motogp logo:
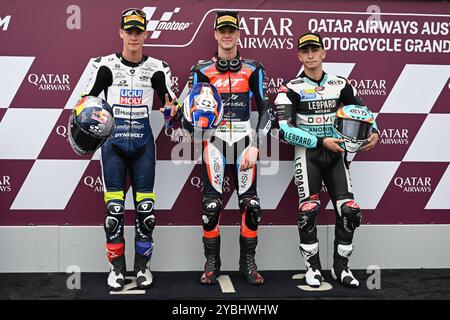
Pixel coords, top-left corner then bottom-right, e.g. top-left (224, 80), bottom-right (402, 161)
top-left (143, 7), bottom-right (192, 40)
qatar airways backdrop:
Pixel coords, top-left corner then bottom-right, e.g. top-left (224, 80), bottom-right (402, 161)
top-left (0, 0), bottom-right (449, 227)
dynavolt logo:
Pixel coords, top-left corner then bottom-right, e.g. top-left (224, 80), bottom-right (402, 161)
top-left (0, 176), bottom-right (11, 192)
top-left (142, 7), bottom-right (192, 39)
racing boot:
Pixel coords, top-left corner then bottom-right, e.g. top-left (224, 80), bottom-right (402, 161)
top-left (239, 236), bottom-right (264, 285)
top-left (331, 243), bottom-right (359, 288)
top-left (300, 242), bottom-right (323, 288)
top-left (134, 240), bottom-right (154, 289)
top-left (200, 236), bottom-right (221, 285)
top-left (107, 254), bottom-right (126, 291)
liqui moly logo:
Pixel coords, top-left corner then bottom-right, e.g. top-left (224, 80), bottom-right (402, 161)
top-left (120, 89), bottom-right (143, 105)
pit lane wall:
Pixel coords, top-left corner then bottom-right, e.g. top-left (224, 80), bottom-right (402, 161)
top-left (0, 0), bottom-right (449, 271)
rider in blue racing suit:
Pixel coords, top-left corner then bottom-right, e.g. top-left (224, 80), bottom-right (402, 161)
top-left (83, 8), bottom-right (178, 291)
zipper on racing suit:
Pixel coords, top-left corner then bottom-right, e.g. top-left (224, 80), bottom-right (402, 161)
top-left (129, 68), bottom-right (134, 153)
top-left (315, 77), bottom-right (329, 162)
top-left (228, 71), bottom-right (232, 142)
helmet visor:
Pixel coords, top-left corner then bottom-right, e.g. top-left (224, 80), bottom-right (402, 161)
top-left (336, 118), bottom-right (372, 141)
top-left (69, 116), bottom-right (108, 154)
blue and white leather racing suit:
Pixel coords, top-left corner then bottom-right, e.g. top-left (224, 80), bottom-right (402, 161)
top-left (84, 53), bottom-right (176, 270)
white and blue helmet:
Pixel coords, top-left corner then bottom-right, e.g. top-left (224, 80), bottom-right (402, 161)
top-left (183, 82), bottom-right (224, 131)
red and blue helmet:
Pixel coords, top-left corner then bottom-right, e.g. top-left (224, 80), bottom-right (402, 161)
top-left (183, 82), bottom-right (223, 130)
top-left (68, 96), bottom-right (114, 155)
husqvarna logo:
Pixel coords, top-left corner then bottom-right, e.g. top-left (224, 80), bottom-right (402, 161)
top-left (142, 7), bottom-right (192, 39)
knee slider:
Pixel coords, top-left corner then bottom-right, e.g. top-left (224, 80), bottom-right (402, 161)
top-left (136, 199), bottom-right (154, 216)
top-left (136, 199), bottom-right (156, 235)
top-left (339, 200), bottom-right (361, 232)
top-left (105, 201), bottom-right (125, 235)
top-left (240, 197), bottom-right (262, 230)
top-left (298, 201), bottom-right (320, 233)
top-left (107, 201), bottom-right (125, 216)
top-left (202, 197), bottom-right (222, 231)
